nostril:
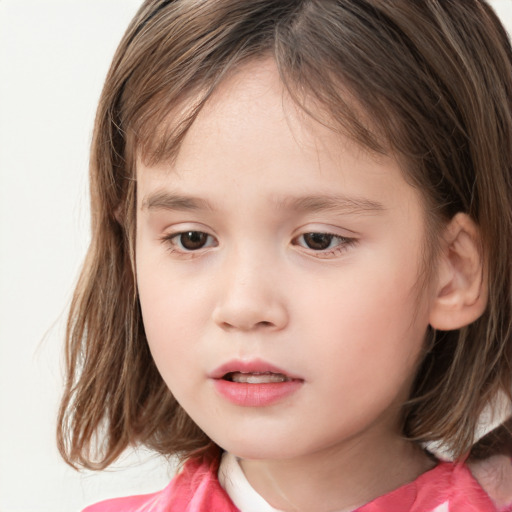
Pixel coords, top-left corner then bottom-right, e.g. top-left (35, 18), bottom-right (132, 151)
top-left (218, 320), bottom-right (274, 331)
top-left (219, 321), bottom-right (236, 331)
top-left (212, 300), bottom-right (288, 332)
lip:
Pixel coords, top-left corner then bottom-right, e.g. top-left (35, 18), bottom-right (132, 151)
top-left (208, 359), bottom-right (302, 380)
top-left (209, 359), bottom-right (304, 407)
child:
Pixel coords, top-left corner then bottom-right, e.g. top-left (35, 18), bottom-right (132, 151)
top-left (58, 0), bottom-right (512, 510)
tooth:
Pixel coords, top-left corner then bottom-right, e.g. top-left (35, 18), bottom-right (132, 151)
top-left (230, 372), bottom-right (289, 383)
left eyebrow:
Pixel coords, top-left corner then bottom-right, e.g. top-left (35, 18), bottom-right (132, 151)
top-left (141, 191), bottom-right (214, 212)
top-left (274, 194), bottom-right (386, 215)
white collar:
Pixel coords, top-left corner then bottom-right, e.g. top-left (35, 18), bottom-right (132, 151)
top-left (218, 452), bottom-right (284, 512)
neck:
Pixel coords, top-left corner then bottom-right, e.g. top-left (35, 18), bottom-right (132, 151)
top-left (238, 432), bottom-right (435, 512)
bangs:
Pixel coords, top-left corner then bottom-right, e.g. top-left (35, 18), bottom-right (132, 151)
top-left (118, 0), bottom-right (397, 171)
top-left (129, 87), bottom-right (210, 167)
top-left (125, 58), bottom-right (390, 172)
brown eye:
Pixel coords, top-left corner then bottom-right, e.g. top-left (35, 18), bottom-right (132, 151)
top-left (302, 233), bottom-right (335, 250)
top-left (178, 231), bottom-right (211, 250)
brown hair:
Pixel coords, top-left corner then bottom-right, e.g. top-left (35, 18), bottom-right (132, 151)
top-left (58, 0), bottom-right (512, 469)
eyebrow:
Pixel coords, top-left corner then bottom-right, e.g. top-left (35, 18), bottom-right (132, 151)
top-left (141, 191), bottom-right (214, 212)
top-left (274, 194), bottom-right (385, 215)
top-left (141, 191), bottom-right (385, 215)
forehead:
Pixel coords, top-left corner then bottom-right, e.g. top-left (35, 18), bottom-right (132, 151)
top-left (136, 59), bottom-right (423, 219)
top-left (134, 52), bottom-right (389, 168)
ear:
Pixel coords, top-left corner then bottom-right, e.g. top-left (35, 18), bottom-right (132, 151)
top-left (429, 213), bottom-right (488, 330)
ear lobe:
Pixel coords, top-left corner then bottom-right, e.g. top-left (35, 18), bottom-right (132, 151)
top-left (429, 213), bottom-right (488, 331)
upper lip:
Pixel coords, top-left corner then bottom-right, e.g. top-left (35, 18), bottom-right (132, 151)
top-left (208, 359), bottom-right (303, 381)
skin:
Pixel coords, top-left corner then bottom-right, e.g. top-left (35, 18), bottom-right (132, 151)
top-left (136, 59), bottom-right (438, 511)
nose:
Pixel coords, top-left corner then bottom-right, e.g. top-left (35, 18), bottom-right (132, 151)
top-left (212, 249), bottom-right (289, 332)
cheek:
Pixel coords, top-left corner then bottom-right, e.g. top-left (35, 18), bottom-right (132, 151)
top-left (136, 255), bottom-right (207, 377)
top-left (298, 251), bottom-right (429, 381)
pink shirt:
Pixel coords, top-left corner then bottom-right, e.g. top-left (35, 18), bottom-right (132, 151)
top-left (83, 454), bottom-right (512, 512)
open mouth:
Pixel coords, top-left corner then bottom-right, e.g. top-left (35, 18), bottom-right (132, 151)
top-left (223, 371), bottom-right (291, 383)
top-left (211, 362), bottom-right (303, 406)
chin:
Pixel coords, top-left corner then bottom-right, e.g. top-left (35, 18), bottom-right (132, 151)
top-left (226, 445), bottom-right (295, 461)
top-left (214, 433), bottom-right (309, 461)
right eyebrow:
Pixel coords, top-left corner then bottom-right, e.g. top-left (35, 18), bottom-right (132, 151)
top-left (141, 191), bottom-right (214, 212)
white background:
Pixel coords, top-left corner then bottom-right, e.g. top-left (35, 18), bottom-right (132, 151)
top-left (1, 1), bottom-right (511, 511)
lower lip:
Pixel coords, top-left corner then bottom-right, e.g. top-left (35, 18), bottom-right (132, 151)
top-left (212, 379), bottom-right (303, 407)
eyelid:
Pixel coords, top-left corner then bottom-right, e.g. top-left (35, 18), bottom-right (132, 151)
top-left (293, 222), bottom-right (360, 237)
top-left (159, 226), bottom-right (218, 256)
top-left (293, 232), bottom-right (355, 248)
top-left (291, 228), bottom-right (359, 258)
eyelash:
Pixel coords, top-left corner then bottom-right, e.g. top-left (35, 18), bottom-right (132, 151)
top-left (160, 231), bottom-right (218, 255)
top-left (292, 232), bottom-right (357, 257)
top-left (160, 230), bottom-right (357, 258)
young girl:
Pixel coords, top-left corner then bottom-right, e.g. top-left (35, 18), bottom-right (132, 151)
top-left (58, 1), bottom-right (512, 510)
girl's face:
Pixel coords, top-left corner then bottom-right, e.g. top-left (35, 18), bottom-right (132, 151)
top-left (136, 59), bottom-right (435, 463)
